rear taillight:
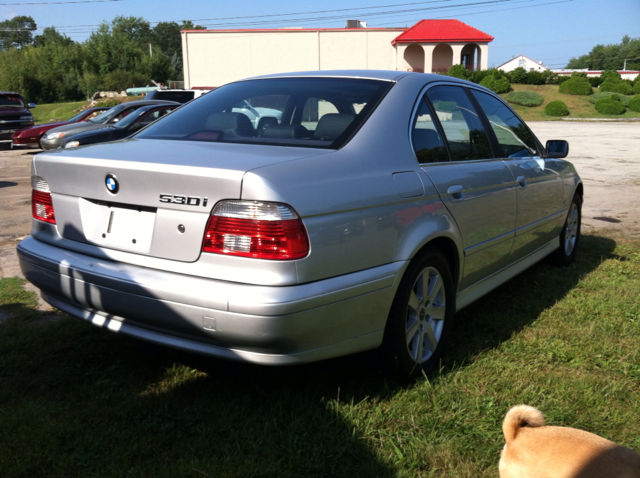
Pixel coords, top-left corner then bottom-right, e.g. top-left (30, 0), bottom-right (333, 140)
top-left (31, 176), bottom-right (56, 224)
top-left (202, 200), bottom-right (309, 260)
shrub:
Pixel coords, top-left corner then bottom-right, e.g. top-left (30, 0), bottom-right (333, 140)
top-left (505, 90), bottom-right (544, 107)
top-left (447, 64), bottom-right (473, 81)
top-left (541, 70), bottom-right (560, 85)
top-left (507, 67), bottom-right (528, 84)
top-left (594, 97), bottom-right (625, 115)
top-left (526, 70), bottom-right (546, 85)
top-left (634, 82), bottom-right (640, 95)
top-left (628, 96), bottom-right (640, 112)
top-left (588, 91), bottom-right (631, 106)
top-left (601, 70), bottom-right (621, 83)
top-left (471, 69), bottom-right (491, 84)
top-left (95, 98), bottom-right (120, 108)
top-left (480, 72), bottom-right (511, 94)
top-left (559, 77), bottom-right (592, 95)
top-left (600, 80), bottom-right (633, 95)
top-left (545, 100), bottom-right (569, 116)
top-left (589, 76), bottom-right (604, 87)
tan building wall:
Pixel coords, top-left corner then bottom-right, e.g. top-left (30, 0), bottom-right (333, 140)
top-left (182, 28), bottom-right (490, 88)
top-left (183, 29), bottom-right (402, 88)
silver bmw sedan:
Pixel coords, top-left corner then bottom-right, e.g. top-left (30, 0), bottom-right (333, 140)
top-left (18, 70), bottom-right (582, 377)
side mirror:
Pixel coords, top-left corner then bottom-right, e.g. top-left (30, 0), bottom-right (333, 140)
top-left (28, 103), bottom-right (36, 109)
top-left (546, 140), bottom-right (569, 159)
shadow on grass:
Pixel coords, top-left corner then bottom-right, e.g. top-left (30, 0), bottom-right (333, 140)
top-left (0, 233), bottom-right (617, 476)
top-left (441, 233), bottom-right (618, 372)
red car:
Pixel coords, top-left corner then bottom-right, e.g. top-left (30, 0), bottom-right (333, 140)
top-left (11, 107), bottom-right (110, 149)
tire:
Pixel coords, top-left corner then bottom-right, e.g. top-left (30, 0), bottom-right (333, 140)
top-left (381, 247), bottom-right (455, 379)
top-left (553, 194), bottom-right (581, 266)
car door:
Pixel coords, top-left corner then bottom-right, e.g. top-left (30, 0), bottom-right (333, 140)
top-left (469, 89), bottom-right (565, 258)
top-left (415, 84), bottom-right (517, 291)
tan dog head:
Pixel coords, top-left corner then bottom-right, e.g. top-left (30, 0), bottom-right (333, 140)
top-left (499, 405), bottom-right (640, 478)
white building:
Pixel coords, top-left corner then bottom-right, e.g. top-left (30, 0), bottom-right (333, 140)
top-left (181, 19), bottom-right (494, 88)
top-left (497, 54), bottom-right (548, 73)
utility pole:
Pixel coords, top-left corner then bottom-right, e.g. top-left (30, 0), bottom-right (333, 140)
top-left (623, 57), bottom-right (640, 70)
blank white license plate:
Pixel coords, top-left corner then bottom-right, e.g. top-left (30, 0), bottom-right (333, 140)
top-left (80, 199), bottom-right (156, 252)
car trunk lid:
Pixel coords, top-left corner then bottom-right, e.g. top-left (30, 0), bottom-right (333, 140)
top-left (33, 138), bottom-right (330, 262)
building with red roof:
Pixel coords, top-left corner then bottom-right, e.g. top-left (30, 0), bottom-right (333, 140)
top-left (182, 19), bottom-right (493, 88)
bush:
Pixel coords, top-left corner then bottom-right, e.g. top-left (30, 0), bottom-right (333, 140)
top-left (589, 76), bottom-right (604, 87)
top-left (526, 70), bottom-right (546, 85)
top-left (600, 80), bottom-right (633, 95)
top-left (507, 67), bottom-right (528, 84)
top-left (601, 70), bottom-right (621, 83)
top-left (541, 70), bottom-right (560, 85)
top-left (588, 91), bottom-right (631, 106)
top-left (634, 82), bottom-right (640, 95)
top-left (471, 69), bottom-right (491, 84)
top-left (480, 72), bottom-right (511, 94)
top-left (559, 77), bottom-right (592, 95)
top-left (594, 97), bottom-right (625, 115)
top-left (545, 100), bottom-right (569, 116)
top-left (628, 96), bottom-right (640, 112)
top-left (505, 90), bottom-right (544, 107)
top-left (95, 98), bottom-right (120, 108)
top-left (447, 64), bottom-right (473, 81)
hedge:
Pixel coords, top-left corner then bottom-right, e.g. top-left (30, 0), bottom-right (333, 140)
top-left (480, 75), bottom-right (511, 94)
top-left (599, 80), bottom-right (633, 95)
top-left (447, 64), bottom-right (473, 81)
top-left (587, 92), bottom-right (631, 106)
top-left (628, 96), bottom-right (640, 112)
top-left (505, 90), bottom-right (544, 107)
top-left (594, 97), bottom-right (625, 115)
top-left (634, 82), bottom-right (640, 95)
top-left (545, 100), bottom-right (569, 116)
top-left (559, 77), bottom-right (592, 95)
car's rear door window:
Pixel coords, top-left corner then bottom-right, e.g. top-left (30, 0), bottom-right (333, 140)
top-left (470, 89), bottom-right (539, 158)
top-left (425, 85), bottom-right (493, 161)
top-left (411, 98), bottom-right (449, 163)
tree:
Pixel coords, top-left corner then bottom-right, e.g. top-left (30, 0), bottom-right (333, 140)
top-left (33, 27), bottom-right (73, 47)
top-left (0, 15), bottom-right (37, 50)
top-left (566, 36), bottom-right (640, 70)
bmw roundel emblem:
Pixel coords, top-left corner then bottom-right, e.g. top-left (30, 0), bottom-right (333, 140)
top-left (105, 173), bottom-right (119, 194)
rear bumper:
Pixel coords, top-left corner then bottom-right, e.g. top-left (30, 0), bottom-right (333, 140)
top-left (17, 236), bottom-right (403, 364)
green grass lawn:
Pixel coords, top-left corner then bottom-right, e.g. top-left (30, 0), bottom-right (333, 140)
top-left (31, 101), bottom-right (86, 125)
top-left (501, 84), bottom-right (640, 121)
top-left (1, 232), bottom-right (639, 477)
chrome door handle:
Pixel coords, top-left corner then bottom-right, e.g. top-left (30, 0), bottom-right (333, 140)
top-left (517, 176), bottom-right (527, 187)
top-left (447, 184), bottom-right (464, 199)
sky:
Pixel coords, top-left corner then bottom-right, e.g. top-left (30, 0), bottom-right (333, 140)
top-left (1, 0), bottom-right (639, 69)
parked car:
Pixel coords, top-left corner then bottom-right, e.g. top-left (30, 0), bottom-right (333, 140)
top-left (18, 70), bottom-right (582, 377)
top-left (10, 107), bottom-right (110, 149)
top-left (40, 99), bottom-right (178, 150)
top-left (62, 104), bottom-right (178, 149)
top-left (0, 92), bottom-right (35, 142)
top-left (144, 88), bottom-right (211, 103)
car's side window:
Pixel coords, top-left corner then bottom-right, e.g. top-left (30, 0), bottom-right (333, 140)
top-left (425, 85), bottom-right (493, 162)
top-left (411, 98), bottom-right (449, 163)
top-left (470, 89), bottom-right (539, 158)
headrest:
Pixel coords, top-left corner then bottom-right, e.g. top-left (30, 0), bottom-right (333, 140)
top-left (313, 114), bottom-right (355, 141)
top-left (205, 112), bottom-right (254, 137)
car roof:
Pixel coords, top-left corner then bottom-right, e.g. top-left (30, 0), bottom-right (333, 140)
top-left (242, 69), bottom-right (421, 82)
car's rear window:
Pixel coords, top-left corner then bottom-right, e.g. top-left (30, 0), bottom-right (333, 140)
top-left (0, 94), bottom-right (25, 107)
top-left (136, 77), bottom-right (394, 149)
top-left (153, 91), bottom-right (195, 103)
